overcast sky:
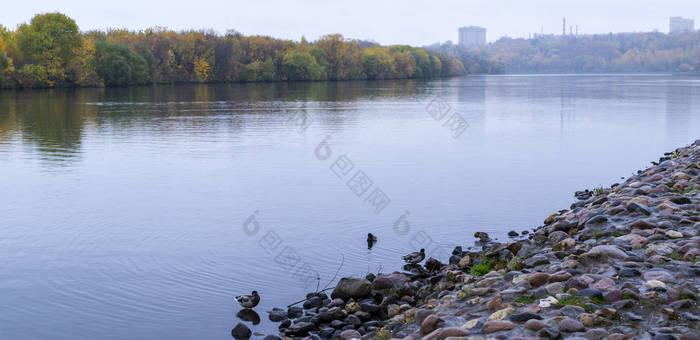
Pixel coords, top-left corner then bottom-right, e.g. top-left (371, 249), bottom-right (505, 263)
top-left (2, 0), bottom-right (698, 45)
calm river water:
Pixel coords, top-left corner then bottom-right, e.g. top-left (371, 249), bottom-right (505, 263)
top-left (1, 75), bottom-right (699, 339)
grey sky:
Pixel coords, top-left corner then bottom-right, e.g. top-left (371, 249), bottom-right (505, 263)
top-left (2, 0), bottom-right (698, 46)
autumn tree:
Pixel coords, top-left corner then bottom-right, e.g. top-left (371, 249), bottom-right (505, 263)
top-left (15, 13), bottom-right (83, 85)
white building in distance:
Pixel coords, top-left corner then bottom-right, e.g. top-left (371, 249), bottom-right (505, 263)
top-left (670, 17), bottom-right (694, 33)
top-left (458, 26), bottom-right (486, 47)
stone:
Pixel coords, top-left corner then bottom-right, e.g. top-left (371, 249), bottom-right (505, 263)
top-left (332, 278), bottom-right (372, 300)
top-left (339, 329), bottom-right (361, 340)
top-left (548, 231), bottom-right (570, 244)
top-left (303, 296), bottom-right (323, 309)
top-left (565, 277), bottom-right (589, 290)
top-left (642, 270), bottom-right (673, 283)
top-left (421, 314), bottom-right (442, 334)
top-left (577, 288), bottom-right (604, 300)
top-left (665, 230), bottom-right (683, 238)
top-left (482, 320), bottom-right (517, 333)
top-left (524, 319), bottom-right (548, 331)
top-left (585, 328), bottom-right (609, 340)
top-left (539, 296), bottom-right (558, 308)
top-left (231, 323), bottom-right (252, 339)
top-left (287, 306), bottom-right (303, 319)
top-left (644, 280), bottom-right (666, 289)
top-left (627, 201), bottom-right (651, 215)
top-left (545, 282), bottom-right (565, 295)
top-left (458, 255), bottom-right (471, 268)
top-left (463, 319), bottom-right (479, 329)
top-left (268, 308), bottom-right (288, 322)
top-left (284, 322), bottom-right (315, 336)
top-left (424, 327), bottom-right (470, 340)
top-left (474, 232), bottom-right (490, 242)
top-left (486, 294), bottom-right (502, 310)
top-left (593, 278), bottom-right (616, 292)
top-left (523, 255), bottom-right (550, 268)
top-left (528, 272), bottom-right (551, 287)
top-left (344, 301), bottom-right (360, 313)
top-left (538, 327), bottom-right (561, 339)
top-left (508, 312), bottom-right (543, 323)
top-left (550, 271), bottom-right (573, 282)
top-left (488, 306), bottom-right (515, 320)
top-left (558, 318), bottom-right (585, 332)
top-left (372, 273), bottom-right (409, 290)
top-left (619, 268), bottom-right (641, 277)
top-left (358, 301), bottom-right (380, 313)
top-left (583, 245), bottom-right (628, 259)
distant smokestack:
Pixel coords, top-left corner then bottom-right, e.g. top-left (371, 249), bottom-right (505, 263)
top-left (563, 17), bottom-right (566, 35)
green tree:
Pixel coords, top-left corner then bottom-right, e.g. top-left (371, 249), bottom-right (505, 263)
top-left (95, 41), bottom-right (149, 86)
top-left (281, 50), bottom-right (322, 80)
top-left (15, 13), bottom-right (83, 84)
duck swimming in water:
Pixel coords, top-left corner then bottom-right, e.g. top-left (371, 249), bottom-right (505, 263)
top-left (367, 233), bottom-right (378, 249)
top-left (235, 291), bottom-right (260, 309)
top-left (402, 248), bottom-right (425, 264)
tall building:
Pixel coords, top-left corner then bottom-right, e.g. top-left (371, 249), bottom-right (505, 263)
top-left (458, 26), bottom-right (486, 47)
top-left (669, 17), bottom-right (694, 33)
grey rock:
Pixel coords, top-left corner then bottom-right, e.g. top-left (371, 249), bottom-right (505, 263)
top-left (558, 318), bottom-right (585, 332)
top-left (332, 278), bottom-right (372, 300)
top-left (231, 323), bottom-right (252, 340)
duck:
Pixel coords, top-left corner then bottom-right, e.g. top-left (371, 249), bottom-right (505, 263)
top-left (235, 291), bottom-right (260, 309)
top-left (367, 233), bottom-right (378, 249)
top-left (402, 248), bottom-right (425, 264)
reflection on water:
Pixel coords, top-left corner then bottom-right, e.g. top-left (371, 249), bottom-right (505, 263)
top-left (0, 75), bottom-right (698, 340)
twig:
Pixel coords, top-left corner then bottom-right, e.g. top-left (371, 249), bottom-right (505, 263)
top-left (320, 253), bottom-right (344, 292)
top-left (286, 287), bottom-right (335, 308)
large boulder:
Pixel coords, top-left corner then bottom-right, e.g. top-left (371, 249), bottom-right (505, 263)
top-left (331, 277), bottom-right (372, 300)
top-left (372, 273), bottom-right (409, 290)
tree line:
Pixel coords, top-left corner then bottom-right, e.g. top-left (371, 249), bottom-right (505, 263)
top-left (0, 13), bottom-right (471, 88)
top-left (476, 31), bottom-right (700, 73)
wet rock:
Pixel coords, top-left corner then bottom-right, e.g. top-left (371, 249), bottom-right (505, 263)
top-left (420, 314), bottom-right (442, 334)
top-left (482, 320), bottom-right (517, 333)
top-left (644, 280), bottom-right (666, 289)
top-left (488, 306), bottom-right (515, 320)
top-left (457, 255), bottom-right (471, 268)
top-left (268, 308), bottom-right (288, 322)
top-left (332, 278), bottom-right (372, 300)
top-left (538, 327), bottom-right (561, 339)
top-left (288, 306), bottom-right (303, 318)
top-left (577, 288), bottom-right (604, 300)
top-left (642, 270), bottom-right (673, 283)
top-left (339, 329), bottom-right (361, 340)
top-left (474, 232), bottom-right (491, 242)
top-left (619, 268), bottom-right (641, 277)
top-left (528, 272), bottom-right (551, 287)
top-left (558, 318), bottom-right (585, 332)
top-left (524, 319), bottom-right (548, 331)
top-left (509, 312), bottom-right (543, 323)
top-left (523, 255), bottom-right (550, 268)
top-left (303, 296), bottom-right (324, 309)
top-left (565, 277), bottom-right (589, 290)
top-left (593, 278), bottom-right (616, 292)
top-left (231, 323), bottom-right (252, 340)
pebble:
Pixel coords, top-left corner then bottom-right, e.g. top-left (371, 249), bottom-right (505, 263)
top-left (482, 320), bottom-right (517, 333)
top-left (558, 318), bottom-right (585, 332)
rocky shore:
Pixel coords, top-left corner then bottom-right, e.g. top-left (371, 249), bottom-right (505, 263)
top-left (237, 141), bottom-right (700, 340)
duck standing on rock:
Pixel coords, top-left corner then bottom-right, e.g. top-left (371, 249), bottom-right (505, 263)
top-left (235, 291), bottom-right (260, 309)
top-left (367, 233), bottom-right (377, 249)
top-left (402, 248), bottom-right (425, 264)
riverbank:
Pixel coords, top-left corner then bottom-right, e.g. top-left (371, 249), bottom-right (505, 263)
top-left (242, 140), bottom-right (700, 340)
